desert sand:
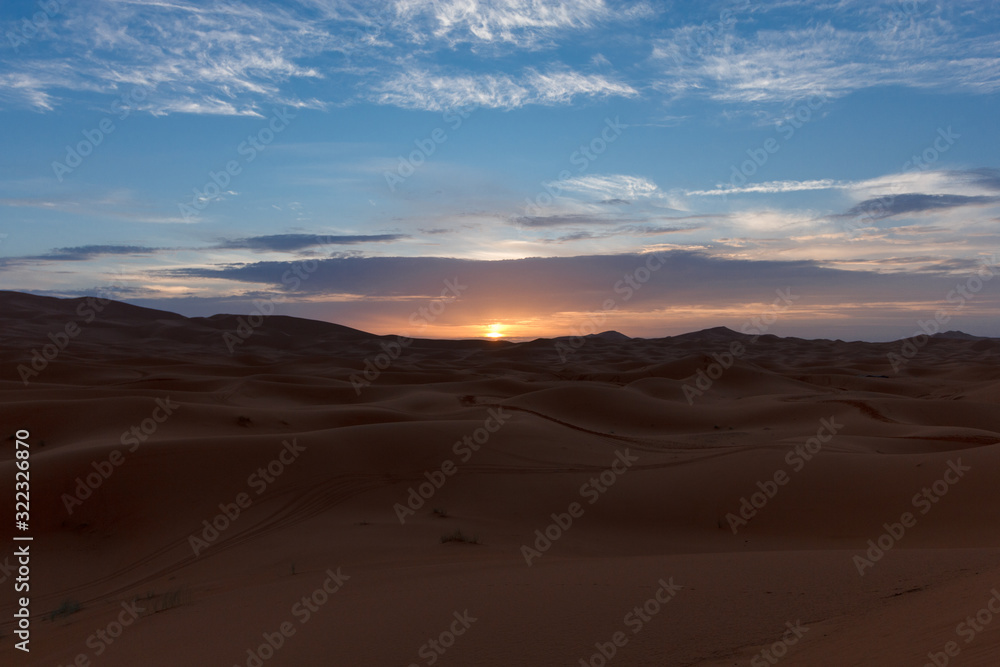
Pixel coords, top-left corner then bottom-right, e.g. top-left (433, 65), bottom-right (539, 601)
top-left (1, 290), bottom-right (999, 666)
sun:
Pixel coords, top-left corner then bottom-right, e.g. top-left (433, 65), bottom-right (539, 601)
top-left (484, 322), bottom-right (506, 339)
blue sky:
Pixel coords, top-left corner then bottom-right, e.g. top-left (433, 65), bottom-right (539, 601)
top-left (2, 0), bottom-right (1000, 340)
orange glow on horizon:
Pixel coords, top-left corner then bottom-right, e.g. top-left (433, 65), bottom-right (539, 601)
top-left (484, 322), bottom-right (506, 339)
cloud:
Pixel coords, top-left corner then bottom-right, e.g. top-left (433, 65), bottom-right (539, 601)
top-left (1, 0), bottom-right (331, 114)
top-left (629, 115), bottom-right (691, 128)
top-left (0, 245), bottom-right (164, 269)
top-left (526, 68), bottom-right (637, 103)
top-left (0, 233), bottom-right (408, 269)
top-left (0, 71), bottom-right (61, 111)
top-left (542, 224), bottom-right (700, 243)
top-left (146, 251), bottom-right (853, 300)
top-left (5, 0), bottom-right (997, 115)
top-left (830, 169), bottom-right (1000, 226)
top-left (964, 167), bottom-right (1000, 192)
top-left (27, 245), bottom-right (161, 262)
top-left (553, 174), bottom-right (663, 201)
top-left (685, 179), bottom-right (844, 197)
top-left (685, 170), bottom-right (1000, 201)
top-left (371, 67), bottom-right (636, 111)
top-left (841, 194), bottom-right (1000, 220)
top-left (0, 0), bottom-right (644, 114)
top-left (512, 214), bottom-right (623, 228)
top-left (653, 13), bottom-right (1000, 105)
top-left (845, 168), bottom-right (1000, 200)
top-left (393, 0), bottom-right (620, 47)
top-left (217, 233), bottom-right (408, 252)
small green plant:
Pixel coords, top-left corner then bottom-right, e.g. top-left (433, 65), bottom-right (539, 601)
top-left (48, 599), bottom-right (81, 621)
top-left (440, 529), bottom-right (480, 545)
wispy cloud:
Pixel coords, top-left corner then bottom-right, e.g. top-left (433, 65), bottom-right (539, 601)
top-left (541, 224), bottom-right (700, 243)
top-left (845, 168), bottom-right (1000, 200)
top-left (0, 72), bottom-right (60, 111)
top-left (0, 244), bottom-right (165, 270)
top-left (371, 66), bottom-right (636, 111)
top-left (686, 179), bottom-right (845, 197)
top-left (1, 0), bottom-right (331, 114)
top-left (841, 194), bottom-right (1000, 220)
top-left (512, 214), bottom-right (622, 228)
top-left (393, 0), bottom-right (624, 47)
top-left (217, 233), bottom-right (408, 251)
top-left (653, 13), bottom-right (1000, 105)
top-left (686, 170), bottom-right (1000, 199)
top-left (27, 245), bottom-right (160, 262)
top-left (0, 0), bottom-right (644, 114)
top-left (553, 174), bottom-right (664, 201)
top-left (4, 0), bottom-right (997, 115)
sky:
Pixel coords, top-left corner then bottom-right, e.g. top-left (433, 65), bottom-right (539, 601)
top-left (1, 0), bottom-right (999, 341)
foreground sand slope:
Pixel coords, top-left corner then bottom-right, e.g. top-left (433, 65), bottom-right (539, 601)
top-left (1, 291), bottom-right (999, 666)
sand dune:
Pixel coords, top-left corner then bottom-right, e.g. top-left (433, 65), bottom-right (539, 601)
top-left (1, 291), bottom-right (999, 666)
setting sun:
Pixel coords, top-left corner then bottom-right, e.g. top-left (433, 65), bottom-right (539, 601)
top-left (484, 322), bottom-right (506, 339)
